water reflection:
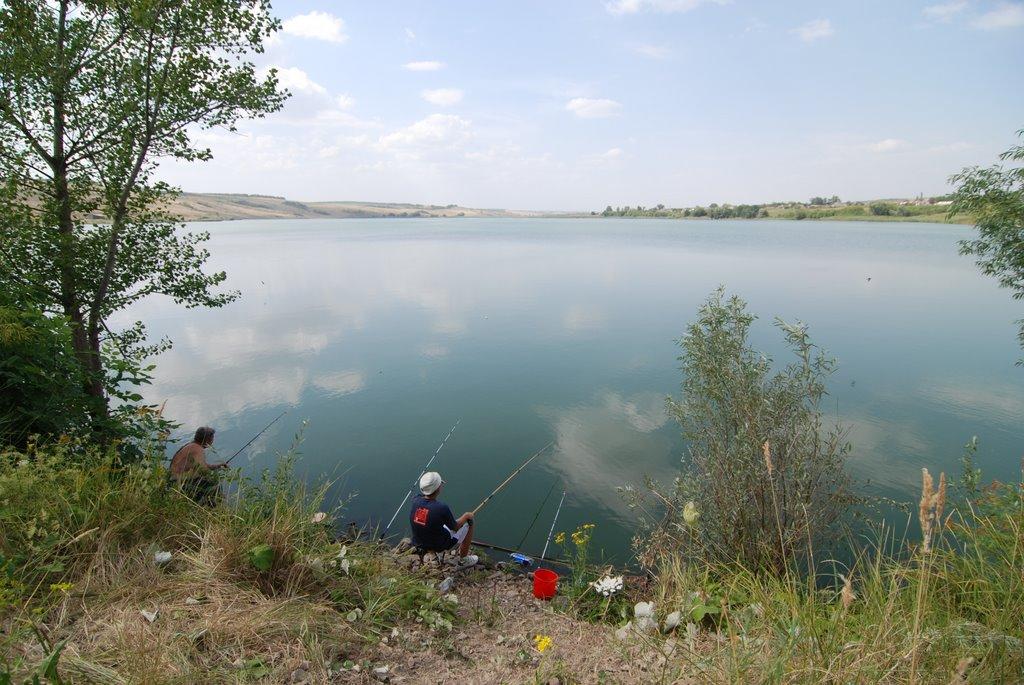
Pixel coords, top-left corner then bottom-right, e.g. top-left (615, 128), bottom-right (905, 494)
top-left (129, 218), bottom-right (1024, 560)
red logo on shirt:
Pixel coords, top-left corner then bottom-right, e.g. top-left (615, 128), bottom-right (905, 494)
top-left (413, 507), bottom-right (429, 526)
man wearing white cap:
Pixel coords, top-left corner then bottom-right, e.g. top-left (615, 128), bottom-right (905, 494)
top-left (409, 471), bottom-right (479, 567)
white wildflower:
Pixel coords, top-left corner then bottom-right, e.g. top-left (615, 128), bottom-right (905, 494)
top-left (589, 575), bottom-right (624, 596)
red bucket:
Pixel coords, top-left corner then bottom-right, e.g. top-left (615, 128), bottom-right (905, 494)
top-left (533, 568), bottom-right (559, 600)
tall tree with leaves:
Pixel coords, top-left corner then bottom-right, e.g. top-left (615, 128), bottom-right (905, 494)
top-left (950, 128), bottom-right (1024, 359)
top-left (0, 0), bottom-right (287, 430)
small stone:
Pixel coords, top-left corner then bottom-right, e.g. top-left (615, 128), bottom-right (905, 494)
top-left (372, 665), bottom-right (390, 682)
top-left (298, 661), bottom-right (310, 671)
top-left (232, 658), bottom-right (245, 669)
top-left (615, 621), bottom-right (633, 641)
top-left (185, 597), bottom-right (201, 606)
top-left (153, 551), bottom-right (172, 565)
top-left (662, 610), bottom-right (681, 633)
top-left (139, 609), bottom-right (158, 623)
top-left (547, 679), bottom-right (561, 685)
top-left (289, 667), bottom-right (307, 683)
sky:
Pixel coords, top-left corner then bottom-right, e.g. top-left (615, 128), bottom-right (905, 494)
top-left (158, 0), bottom-right (1024, 211)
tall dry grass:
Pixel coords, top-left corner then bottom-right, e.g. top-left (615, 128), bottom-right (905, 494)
top-left (634, 464), bottom-right (1023, 683)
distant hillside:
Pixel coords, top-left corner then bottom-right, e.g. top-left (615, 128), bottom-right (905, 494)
top-left (168, 193), bottom-right (556, 221)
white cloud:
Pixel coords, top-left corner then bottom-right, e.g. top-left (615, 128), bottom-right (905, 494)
top-left (867, 138), bottom-right (910, 153)
top-left (922, 1), bottom-right (968, 22)
top-left (421, 88), bottom-right (464, 106)
top-left (632, 43), bottom-right (671, 58)
top-left (563, 304), bottom-right (607, 332)
top-left (792, 18), bottom-right (834, 42)
top-left (602, 147), bottom-right (623, 159)
top-left (606, 0), bottom-right (726, 15)
top-left (405, 27), bottom-right (416, 40)
top-left (334, 94), bottom-right (355, 110)
top-left (282, 11), bottom-right (348, 43)
top-left (566, 97), bottom-right (622, 119)
top-left (313, 370), bottom-right (366, 396)
top-left (378, 114), bottom-right (473, 153)
top-left (269, 67), bottom-right (326, 95)
top-left (404, 60), bottom-right (445, 71)
top-left (419, 343), bottom-right (449, 359)
top-left (973, 2), bottom-right (1024, 29)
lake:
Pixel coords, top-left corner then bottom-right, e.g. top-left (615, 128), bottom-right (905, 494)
top-left (126, 218), bottom-right (1024, 562)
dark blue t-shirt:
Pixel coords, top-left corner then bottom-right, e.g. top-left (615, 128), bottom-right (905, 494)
top-left (409, 494), bottom-right (458, 551)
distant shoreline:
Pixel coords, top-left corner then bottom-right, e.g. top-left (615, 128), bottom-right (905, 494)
top-left (166, 192), bottom-right (971, 225)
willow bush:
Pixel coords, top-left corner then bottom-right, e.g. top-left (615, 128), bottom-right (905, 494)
top-left (632, 289), bottom-right (854, 572)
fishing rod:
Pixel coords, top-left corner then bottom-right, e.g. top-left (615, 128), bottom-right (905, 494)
top-left (508, 480), bottom-right (558, 567)
top-left (515, 480), bottom-right (558, 551)
top-left (471, 441), bottom-right (553, 516)
top-left (540, 490), bottom-right (567, 562)
top-left (224, 410), bottom-right (289, 465)
top-left (472, 539), bottom-right (573, 569)
top-left (380, 418), bottom-right (461, 538)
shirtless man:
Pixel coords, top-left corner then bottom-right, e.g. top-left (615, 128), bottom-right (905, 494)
top-left (170, 426), bottom-right (226, 504)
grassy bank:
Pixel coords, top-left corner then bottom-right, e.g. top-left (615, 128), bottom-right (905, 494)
top-left (2, 438), bottom-right (1021, 683)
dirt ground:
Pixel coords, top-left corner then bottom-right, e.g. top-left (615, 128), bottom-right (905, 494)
top-left (338, 561), bottom-right (679, 685)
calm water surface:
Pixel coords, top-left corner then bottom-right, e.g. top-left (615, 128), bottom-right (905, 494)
top-left (123, 219), bottom-right (1024, 561)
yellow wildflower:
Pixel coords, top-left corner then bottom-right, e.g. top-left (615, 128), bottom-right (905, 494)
top-left (554, 531), bottom-right (565, 545)
top-left (49, 582), bottom-right (72, 594)
top-left (682, 501), bottom-right (699, 525)
top-left (533, 634), bottom-right (553, 653)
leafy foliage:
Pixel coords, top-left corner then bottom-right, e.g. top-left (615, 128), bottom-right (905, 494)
top-left (631, 290), bottom-right (854, 572)
top-left (0, 0), bottom-right (287, 430)
top-left (950, 127), bottom-right (1024, 357)
top-left (0, 301), bottom-right (90, 446)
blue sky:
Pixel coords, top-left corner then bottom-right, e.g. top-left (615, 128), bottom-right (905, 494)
top-left (159, 0), bottom-right (1024, 210)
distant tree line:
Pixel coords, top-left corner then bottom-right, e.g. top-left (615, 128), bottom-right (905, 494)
top-left (599, 203), bottom-right (769, 219)
top-left (595, 194), bottom-right (967, 221)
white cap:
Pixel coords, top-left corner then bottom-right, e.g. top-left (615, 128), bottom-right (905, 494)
top-left (419, 471), bottom-right (444, 495)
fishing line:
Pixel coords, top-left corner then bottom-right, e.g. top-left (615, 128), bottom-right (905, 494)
top-left (380, 418), bottom-right (461, 538)
top-left (515, 479), bottom-right (558, 551)
top-left (541, 490), bottom-right (568, 562)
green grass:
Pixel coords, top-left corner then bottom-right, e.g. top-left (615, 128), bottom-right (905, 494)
top-left (555, 472), bottom-right (1024, 683)
top-left (0, 439), bottom-right (458, 683)
top-left (4, 438), bottom-right (1020, 683)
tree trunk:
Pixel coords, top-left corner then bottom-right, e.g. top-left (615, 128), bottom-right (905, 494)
top-left (52, 0), bottom-right (107, 427)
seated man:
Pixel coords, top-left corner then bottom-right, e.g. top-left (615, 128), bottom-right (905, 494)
top-left (408, 471), bottom-right (478, 567)
top-left (169, 426), bottom-right (227, 505)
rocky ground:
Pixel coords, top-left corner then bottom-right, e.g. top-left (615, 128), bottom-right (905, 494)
top-left (331, 554), bottom-right (683, 685)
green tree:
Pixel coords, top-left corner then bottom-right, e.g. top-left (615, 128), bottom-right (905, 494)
top-left (950, 128), bottom-right (1024, 356)
top-left (0, 0), bottom-right (287, 430)
top-left (630, 290), bottom-right (853, 572)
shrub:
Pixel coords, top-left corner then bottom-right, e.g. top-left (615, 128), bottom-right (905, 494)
top-left (631, 290), bottom-right (853, 572)
top-left (0, 439), bottom-right (191, 611)
top-left (0, 304), bottom-right (91, 447)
